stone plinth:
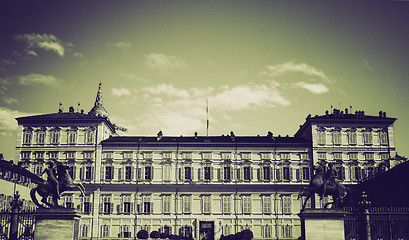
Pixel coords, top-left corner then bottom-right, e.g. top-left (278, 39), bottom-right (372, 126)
top-left (34, 208), bottom-right (81, 240)
top-left (298, 209), bottom-right (345, 240)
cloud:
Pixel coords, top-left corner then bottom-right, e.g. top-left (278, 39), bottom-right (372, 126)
top-left (145, 53), bottom-right (188, 75)
top-left (293, 82), bottom-right (329, 94)
top-left (261, 61), bottom-right (333, 83)
top-left (14, 33), bottom-right (67, 57)
top-left (3, 97), bottom-right (18, 105)
top-left (106, 42), bottom-right (132, 52)
top-left (0, 107), bottom-right (33, 135)
top-left (112, 87), bottom-right (132, 97)
top-left (17, 73), bottom-right (61, 87)
top-left (117, 82), bottom-right (290, 136)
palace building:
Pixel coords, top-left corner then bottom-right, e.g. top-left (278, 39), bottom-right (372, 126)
top-left (14, 84), bottom-right (400, 240)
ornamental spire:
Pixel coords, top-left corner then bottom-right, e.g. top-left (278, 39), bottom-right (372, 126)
top-left (88, 82), bottom-right (108, 117)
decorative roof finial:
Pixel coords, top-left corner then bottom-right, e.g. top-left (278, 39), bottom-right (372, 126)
top-left (88, 82), bottom-right (108, 117)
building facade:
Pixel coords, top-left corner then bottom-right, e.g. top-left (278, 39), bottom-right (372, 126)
top-left (14, 85), bottom-right (400, 240)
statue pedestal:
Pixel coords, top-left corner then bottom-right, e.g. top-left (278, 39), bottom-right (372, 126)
top-left (298, 209), bottom-right (345, 240)
top-left (34, 208), bottom-right (81, 240)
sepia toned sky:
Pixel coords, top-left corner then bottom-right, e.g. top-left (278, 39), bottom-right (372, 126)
top-left (1, 0), bottom-right (409, 160)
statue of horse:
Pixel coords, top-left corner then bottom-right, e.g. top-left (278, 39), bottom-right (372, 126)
top-left (31, 160), bottom-right (86, 208)
top-left (298, 164), bottom-right (350, 212)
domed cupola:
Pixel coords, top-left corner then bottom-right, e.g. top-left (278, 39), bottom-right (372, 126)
top-left (88, 82), bottom-right (109, 117)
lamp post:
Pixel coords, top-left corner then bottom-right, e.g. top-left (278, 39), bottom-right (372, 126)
top-left (10, 191), bottom-right (23, 240)
top-left (359, 191), bottom-right (371, 240)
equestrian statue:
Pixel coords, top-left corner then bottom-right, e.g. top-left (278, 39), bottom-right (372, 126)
top-left (298, 163), bottom-right (350, 212)
top-left (30, 159), bottom-right (86, 208)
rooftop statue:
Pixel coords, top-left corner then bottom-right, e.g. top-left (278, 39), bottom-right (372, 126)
top-left (30, 159), bottom-right (85, 208)
top-left (298, 163), bottom-right (350, 212)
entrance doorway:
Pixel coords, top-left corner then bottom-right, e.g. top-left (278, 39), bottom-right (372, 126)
top-left (199, 221), bottom-right (214, 240)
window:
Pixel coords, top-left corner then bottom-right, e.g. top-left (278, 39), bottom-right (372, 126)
top-left (364, 153), bottom-right (374, 161)
top-left (50, 131), bottom-right (60, 144)
top-left (261, 153), bottom-right (270, 160)
top-left (121, 226), bottom-right (131, 238)
top-left (35, 152), bottom-right (44, 160)
top-left (300, 153), bottom-right (309, 160)
top-left (101, 195), bottom-right (113, 214)
top-left (318, 152), bottom-right (326, 160)
top-left (124, 166), bottom-right (133, 180)
top-left (364, 166), bottom-right (375, 178)
top-left (202, 152), bottom-right (212, 159)
top-left (67, 131), bottom-right (77, 144)
top-left (222, 195), bottom-right (231, 214)
top-left (181, 166), bottom-right (192, 181)
top-left (222, 166), bottom-right (232, 181)
top-left (49, 152), bottom-right (58, 160)
top-left (263, 195), bottom-right (271, 214)
top-left (67, 165), bottom-right (76, 180)
top-left (242, 195), bottom-right (251, 214)
top-left (223, 225), bottom-right (232, 236)
top-left (202, 195), bottom-right (211, 213)
top-left (80, 165), bottom-right (93, 180)
top-left (332, 131), bottom-right (341, 145)
top-left (335, 165), bottom-right (345, 180)
top-left (243, 166), bottom-right (252, 181)
top-left (84, 130), bottom-right (94, 144)
top-left (104, 166), bottom-right (114, 180)
top-left (123, 152), bottom-right (133, 159)
top-left (36, 131), bottom-right (45, 144)
top-left (163, 152), bottom-right (172, 159)
top-left (317, 130), bottom-right (326, 145)
top-left (143, 195), bottom-right (152, 213)
top-left (66, 152), bottom-right (76, 159)
top-left (263, 225), bottom-right (273, 238)
top-left (63, 195), bottom-right (73, 208)
top-left (144, 166), bottom-right (153, 180)
top-left (103, 152), bottom-right (113, 159)
top-left (363, 131), bottom-right (373, 145)
top-left (163, 165), bottom-right (171, 181)
top-left (350, 166), bottom-right (361, 181)
top-left (143, 152), bottom-right (153, 159)
top-left (241, 153), bottom-right (251, 160)
top-left (21, 152), bottom-right (30, 160)
top-left (348, 131), bottom-right (357, 145)
top-left (333, 152), bottom-right (342, 160)
top-left (349, 153), bottom-right (358, 161)
top-left (162, 195), bottom-right (171, 214)
top-left (182, 195), bottom-right (192, 213)
top-left (23, 130), bottom-right (32, 144)
top-left (81, 224), bottom-right (89, 237)
top-left (282, 225), bottom-right (293, 239)
top-left (82, 196), bottom-right (91, 213)
top-left (221, 152), bottom-right (231, 160)
top-left (161, 225), bottom-right (171, 236)
top-left (380, 153), bottom-right (389, 161)
top-left (282, 166), bottom-right (291, 181)
top-left (282, 195), bottom-right (292, 214)
top-left (121, 195), bottom-right (132, 214)
top-left (180, 226), bottom-right (192, 239)
top-left (301, 167), bottom-right (310, 181)
top-left (379, 131), bottom-right (388, 145)
top-left (182, 152), bottom-right (192, 159)
top-left (203, 166), bottom-right (212, 180)
top-left (100, 225), bottom-right (110, 237)
top-left (83, 152), bottom-right (93, 159)
top-left (280, 153), bottom-right (290, 160)
top-left (261, 166), bottom-right (271, 181)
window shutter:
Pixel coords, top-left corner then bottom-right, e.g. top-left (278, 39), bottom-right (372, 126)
top-left (210, 167), bottom-right (214, 180)
top-left (289, 167), bottom-right (293, 180)
top-left (357, 167), bottom-right (361, 180)
top-left (80, 197), bottom-right (84, 212)
top-left (341, 167), bottom-right (345, 180)
top-left (229, 167), bottom-right (233, 180)
top-left (118, 168), bottom-right (122, 181)
top-left (110, 202), bottom-right (114, 213)
top-left (236, 168), bottom-right (241, 181)
top-left (198, 168), bottom-right (202, 181)
top-left (130, 202), bottom-right (134, 213)
top-left (137, 168), bottom-right (141, 181)
top-left (296, 169), bottom-right (300, 181)
top-left (270, 167), bottom-right (274, 180)
top-left (91, 166), bottom-right (94, 179)
top-left (151, 166), bottom-right (154, 180)
top-left (101, 166), bottom-right (105, 181)
top-left (361, 169), bottom-right (366, 179)
top-left (218, 168), bottom-right (222, 180)
top-left (73, 166), bottom-right (76, 180)
top-left (90, 203), bottom-right (93, 213)
top-left (250, 167), bottom-right (253, 180)
top-left (80, 167), bottom-right (84, 180)
top-left (191, 167), bottom-right (194, 180)
top-left (141, 167), bottom-right (145, 180)
top-left (111, 167), bottom-right (115, 180)
top-left (99, 202), bottom-right (103, 213)
top-left (257, 168), bottom-right (261, 181)
top-left (131, 166), bottom-right (135, 180)
top-left (150, 202), bottom-right (154, 213)
top-left (276, 169), bottom-right (281, 181)
top-left (117, 204), bottom-right (121, 214)
top-left (180, 167), bottom-right (184, 180)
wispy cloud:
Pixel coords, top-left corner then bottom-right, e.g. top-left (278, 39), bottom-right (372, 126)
top-left (14, 33), bottom-right (69, 57)
top-left (261, 61), bottom-right (333, 83)
top-left (293, 82), bottom-right (329, 94)
top-left (0, 107), bottom-right (33, 135)
top-left (106, 42), bottom-right (132, 52)
top-left (3, 97), bottom-right (18, 105)
top-left (17, 73), bottom-right (61, 87)
top-left (115, 82), bottom-right (290, 135)
top-left (145, 53), bottom-right (188, 75)
top-left (112, 87), bottom-right (132, 97)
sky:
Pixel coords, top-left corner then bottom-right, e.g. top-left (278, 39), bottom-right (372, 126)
top-left (0, 0), bottom-right (409, 161)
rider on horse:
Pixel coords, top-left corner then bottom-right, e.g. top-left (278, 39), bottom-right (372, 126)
top-left (41, 161), bottom-right (60, 199)
top-left (322, 163), bottom-right (337, 199)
